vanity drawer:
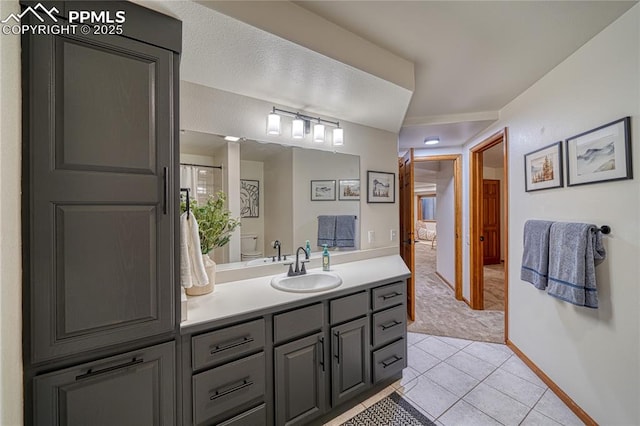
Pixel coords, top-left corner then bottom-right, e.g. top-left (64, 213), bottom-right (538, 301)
top-left (330, 291), bottom-right (368, 324)
top-left (217, 403), bottom-right (266, 426)
top-left (372, 304), bottom-right (406, 348)
top-left (192, 318), bottom-right (265, 370)
top-left (372, 281), bottom-right (405, 311)
top-left (192, 352), bottom-right (265, 426)
top-left (372, 338), bottom-right (407, 383)
top-left (273, 303), bottom-right (323, 344)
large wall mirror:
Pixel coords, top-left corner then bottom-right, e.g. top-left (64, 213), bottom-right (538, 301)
top-left (180, 130), bottom-right (360, 267)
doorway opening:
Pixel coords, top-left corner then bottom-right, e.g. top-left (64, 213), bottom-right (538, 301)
top-left (470, 128), bottom-right (509, 341)
top-left (400, 151), bottom-right (464, 328)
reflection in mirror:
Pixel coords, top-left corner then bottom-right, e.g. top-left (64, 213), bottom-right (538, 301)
top-left (180, 131), bottom-right (360, 267)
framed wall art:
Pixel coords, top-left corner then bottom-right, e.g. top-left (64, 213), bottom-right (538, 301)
top-left (524, 141), bottom-right (563, 192)
top-left (240, 179), bottom-right (260, 218)
top-left (311, 180), bottom-right (336, 201)
top-left (338, 179), bottom-right (360, 201)
top-left (566, 117), bottom-right (632, 186)
top-left (367, 171), bottom-right (395, 203)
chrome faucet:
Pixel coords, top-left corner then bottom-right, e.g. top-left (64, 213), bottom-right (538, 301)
top-left (285, 246), bottom-right (310, 277)
top-left (272, 240), bottom-right (281, 261)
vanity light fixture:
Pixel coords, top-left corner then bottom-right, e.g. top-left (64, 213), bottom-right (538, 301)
top-left (267, 108), bottom-right (281, 135)
top-left (424, 137), bottom-right (440, 145)
top-left (292, 116), bottom-right (305, 139)
top-left (224, 135), bottom-right (240, 142)
top-left (313, 121), bottom-right (325, 143)
top-left (266, 106), bottom-right (344, 145)
top-left (332, 126), bottom-right (344, 146)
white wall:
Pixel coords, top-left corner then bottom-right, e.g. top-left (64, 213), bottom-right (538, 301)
top-left (465, 6), bottom-right (640, 423)
top-left (292, 148), bottom-right (360, 251)
top-left (483, 166), bottom-right (505, 260)
top-left (0, 0), bottom-right (23, 423)
top-left (240, 160), bottom-right (265, 255)
top-left (181, 82), bottom-right (400, 253)
top-left (435, 161), bottom-right (456, 284)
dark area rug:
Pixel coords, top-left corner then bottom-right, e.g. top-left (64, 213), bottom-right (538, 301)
top-left (339, 392), bottom-right (436, 426)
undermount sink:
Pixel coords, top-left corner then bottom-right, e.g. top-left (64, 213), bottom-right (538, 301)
top-left (271, 271), bottom-right (342, 293)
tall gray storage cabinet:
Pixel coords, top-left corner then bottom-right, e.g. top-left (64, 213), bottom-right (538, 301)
top-left (21, 2), bottom-right (182, 424)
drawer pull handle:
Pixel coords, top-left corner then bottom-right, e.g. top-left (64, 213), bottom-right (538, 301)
top-left (211, 337), bottom-right (254, 354)
top-left (210, 379), bottom-right (254, 401)
top-left (75, 358), bottom-right (143, 381)
top-left (381, 292), bottom-right (401, 300)
top-left (381, 355), bottom-right (403, 369)
top-left (162, 167), bottom-right (168, 215)
top-left (380, 320), bottom-right (403, 331)
top-left (318, 336), bottom-right (325, 372)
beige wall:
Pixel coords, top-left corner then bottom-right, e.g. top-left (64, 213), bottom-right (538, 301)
top-left (435, 161), bottom-right (455, 284)
top-left (0, 0), bottom-right (24, 423)
top-left (466, 5), bottom-right (640, 423)
top-left (292, 148), bottom-right (360, 251)
top-left (264, 149), bottom-right (294, 255)
top-left (180, 81), bottom-right (400, 253)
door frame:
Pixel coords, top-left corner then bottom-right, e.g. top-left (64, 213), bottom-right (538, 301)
top-left (469, 128), bottom-right (509, 340)
top-left (412, 154), bottom-right (463, 301)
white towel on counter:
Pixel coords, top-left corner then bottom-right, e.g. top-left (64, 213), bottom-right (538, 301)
top-left (180, 211), bottom-right (209, 289)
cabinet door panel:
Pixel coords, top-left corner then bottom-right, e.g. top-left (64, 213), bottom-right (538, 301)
top-left (274, 332), bottom-right (326, 425)
top-left (34, 341), bottom-right (175, 426)
top-left (57, 37), bottom-right (156, 174)
top-left (27, 29), bottom-right (175, 363)
top-left (331, 317), bottom-right (370, 406)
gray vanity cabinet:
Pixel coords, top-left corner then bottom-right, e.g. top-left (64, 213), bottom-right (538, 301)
top-left (33, 341), bottom-right (175, 426)
top-left (181, 278), bottom-right (409, 426)
top-left (274, 332), bottom-right (327, 426)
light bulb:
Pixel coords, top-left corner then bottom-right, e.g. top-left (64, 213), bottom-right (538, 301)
top-left (292, 118), bottom-right (305, 139)
top-left (332, 127), bottom-right (344, 146)
top-left (313, 123), bottom-right (325, 143)
top-left (267, 113), bottom-right (281, 135)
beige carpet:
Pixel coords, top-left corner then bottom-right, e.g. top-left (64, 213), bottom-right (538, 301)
top-left (407, 242), bottom-right (505, 343)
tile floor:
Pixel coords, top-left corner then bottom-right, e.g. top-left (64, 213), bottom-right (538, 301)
top-left (324, 333), bottom-right (584, 426)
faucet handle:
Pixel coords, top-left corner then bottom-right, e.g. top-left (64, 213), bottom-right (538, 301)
top-left (300, 260), bottom-right (309, 274)
top-left (284, 262), bottom-right (294, 276)
top-left (282, 254), bottom-right (291, 261)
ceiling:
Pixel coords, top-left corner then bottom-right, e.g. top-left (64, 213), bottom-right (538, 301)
top-left (140, 0), bottom-right (636, 152)
top-left (294, 1), bottom-right (636, 151)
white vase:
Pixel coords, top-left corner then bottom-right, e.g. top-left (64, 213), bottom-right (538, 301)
top-left (186, 254), bottom-right (215, 296)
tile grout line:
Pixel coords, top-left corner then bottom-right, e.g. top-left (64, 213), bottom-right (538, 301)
top-left (517, 388), bottom-right (550, 426)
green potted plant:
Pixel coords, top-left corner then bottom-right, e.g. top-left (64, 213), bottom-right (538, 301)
top-left (182, 191), bottom-right (240, 295)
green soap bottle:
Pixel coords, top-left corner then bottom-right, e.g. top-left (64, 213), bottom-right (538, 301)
top-left (322, 244), bottom-right (330, 271)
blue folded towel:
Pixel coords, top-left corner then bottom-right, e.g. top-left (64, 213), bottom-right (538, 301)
top-left (317, 215), bottom-right (336, 247)
top-left (521, 220), bottom-right (554, 290)
top-left (335, 215), bottom-right (356, 248)
top-left (546, 222), bottom-right (606, 308)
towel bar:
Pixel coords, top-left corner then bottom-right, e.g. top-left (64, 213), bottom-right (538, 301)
top-left (594, 225), bottom-right (611, 234)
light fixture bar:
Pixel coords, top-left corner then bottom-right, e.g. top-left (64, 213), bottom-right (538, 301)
top-left (272, 107), bottom-right (340, 128)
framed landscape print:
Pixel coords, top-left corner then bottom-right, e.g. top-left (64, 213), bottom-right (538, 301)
top-left (311, 180), bottom-right (336, 201)
top-left (524, 141), bottom-right (563, 192)
top-left (566, 117), bottom-right (632, 186)
top-left (240, 179), bottom-right (259, 218)
top-left (367, 171), bottom-right (395, 203)
top-left (338, 179), bottom-right (360, 201)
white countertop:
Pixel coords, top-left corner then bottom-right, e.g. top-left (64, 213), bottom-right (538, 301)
top-left (181, 255), bottom-right (411, 331)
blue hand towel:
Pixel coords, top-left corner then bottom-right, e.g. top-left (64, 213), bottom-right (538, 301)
top-left (547, 222), bottom-right (606, 308)
top-left (335, 215), bottom-right (356, 248)
top-left (317, 215), bottom-right (336, 247)
top-left (520, 220), bottom-right (554, 290)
